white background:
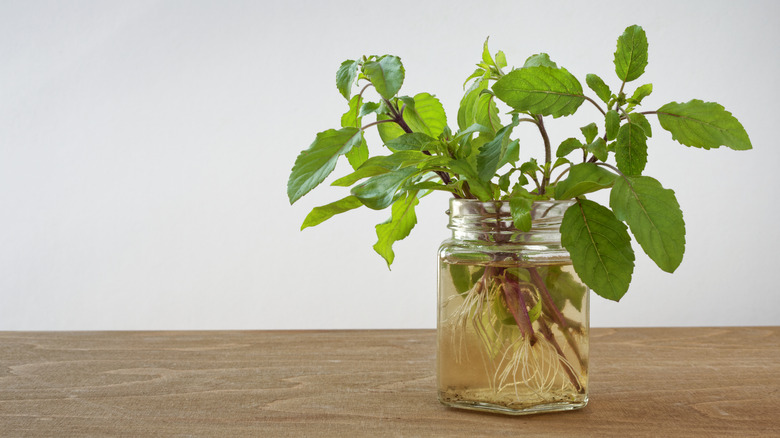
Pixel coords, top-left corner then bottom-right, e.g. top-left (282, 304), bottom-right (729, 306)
top-left (1, 0), bottom-right (778, 330)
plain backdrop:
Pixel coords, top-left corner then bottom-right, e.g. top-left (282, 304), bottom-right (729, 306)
top-left (1, 0), bottom-right (778, 330)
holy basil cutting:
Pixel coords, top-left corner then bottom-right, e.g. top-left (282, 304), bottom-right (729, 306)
top-left (287, 25), bottom-right (751, 302)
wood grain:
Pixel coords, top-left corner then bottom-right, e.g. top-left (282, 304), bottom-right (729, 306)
top-left (0, 327), bottom-right (778, 437)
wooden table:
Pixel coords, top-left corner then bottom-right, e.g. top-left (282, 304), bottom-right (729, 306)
top-left (1, 327), bottom-right (778, 437)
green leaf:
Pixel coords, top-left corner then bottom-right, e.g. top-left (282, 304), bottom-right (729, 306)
top-left (477, 119), bottom-right (519, 181)
top-left (359, 101), bottom-right (381, 117)
top-left (554, 163), bottom-right (618, 200)
top-left (523, 53), bottom-right (557, 68)
top-left (288, 128), bottom-right (362, 203)
top-left (376, 113), bottom-right (405, 143)
top-left (610, 176), bottom-right (686, 273)
top-left (580, 122), bottom-right (598, 144)
top-left (453, 123), bottom-right (492, 142)
top-left (657, 99), bottom-right (752, 150)
top-left (301, 195), bottom-right (364, 230)
top-left (509, 197), bottom-right (533, 232)
top-left (615, 121), bottom-right (648, 175)
top-left (561, 199), bottom-right (635, 301)
top-left (373, 190), bottom-right (420, 266)
top-left (629, 83), bottom-right (653, 104)
top-left (628, 112), bottom-right (652, 137)
top-left (587, 137), bottom-right (608, 162)
top-left (345, 137), bottom-right (369, 169)
top-left (498, 139), bottom-right (520, 169)
top-left (351, 167), bottom-right (417, 210)
top-left (401, 92), bottom-right (448, 138)
top-left (336, 60), bottom-right (359, 100)
top-left (450, 264), bottom-right (472, 295)
top-left (458, 80), bottom-right (488, 131)
top-left (614, 25), bottom-right (648, 83)
top-left (333, 151), bottom-right (428, 187)
top-left (474, 92), bottom-right (501, 133)
top-left (544, 266), bottom-right (586, 312)
top-left (605, 110), bottom-right (620, 140)
top-left (519, 158), bottom-right (539, 175)
top-left (341, 94), bottom-right (363, 128)
top-left (586, 74), bottom-right (611, 103)
top-left (385, 132), bottom-right (437, 152)
top-left (481, 37), bottom-right (496, 67)
top-left (492, 66), bottom-right (585, 118)
top-left (556, 137), bottom-right (583, 158)
top-left (363, 55), bottom-right (405, 100)
top-left (495, 50), bottom-right (507, 69)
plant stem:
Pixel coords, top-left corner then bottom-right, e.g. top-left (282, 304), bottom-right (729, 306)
top-left (528, 268), bottom-right (566, 328)
top-left (535, 115), bottom-right (552, 195)
top-left (501, 276), bottom-right (537, 344)
top-left (583, 96), bottom-right (607, 116)
top-left (382, 98), bottom-right (455, 188)
top-left (537, 317), bottom-right (584, 393)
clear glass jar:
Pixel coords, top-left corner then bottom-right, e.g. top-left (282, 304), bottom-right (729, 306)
top-left (437, 199), bottom-right (589, 415)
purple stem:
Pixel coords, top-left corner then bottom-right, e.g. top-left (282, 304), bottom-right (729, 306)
top-left (529, 267), bottom-right (567, 329)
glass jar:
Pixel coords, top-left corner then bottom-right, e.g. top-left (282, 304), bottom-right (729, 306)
top-left (437, 199), bottom-right (589, 415)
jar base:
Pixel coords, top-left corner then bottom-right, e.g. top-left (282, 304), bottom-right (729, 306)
top-left (438, 391), bottom-right (588, 416)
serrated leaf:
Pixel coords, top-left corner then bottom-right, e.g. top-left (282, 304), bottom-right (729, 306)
top-left (610, 176), bottom-right (686, 273)
top-left (581, 122), bottom-right (598, 144)
top-left (482, 37), bottom-right (495, 67)
top-left (334, 151), bottom-right (428, 187)
top-left (605, 110), bottom-right (620, 140)
top-left (615, 121), bottom-right (648, 175)
top-left (587, 137), bottom-right (608, 162)
top-left (385, 132), bottom-right (437, 152)
top-left (453, 123), bottom-right (492, 142)
top-left (345, 137), bottom-right (368, 169)
top-left (556, 138), bottom-right (583, 158)
top-left (523, 53), bottom-right (557, 68)
top-left (519, 158), bottom-right (539, 174)
top-left (586, 74), bottom-right (611, 103)
top-left (341, 94), bottom-right (363, 128)
top-left (373, 190), bottom-right (419, 266)
top-left (288, 128), bottom-right (362, 203)
top-left (458, 80), bottom-right (488, 130)
top-left (657, 99), bottom-right (752, 150)
top-left (301, 196), bottom-right (363, 230)
top-left (336, 60), bottom-right (359, 100)
top-left (509, 197), bottom-right (533, 232)
top-left (493, 66), bottom-right (585, 117)
top-left (498, 139), bottom-right (520, 169)
top-left (376, 113), bottom-right (405, 143)
top-left (351, 167), bottom-right (417, 210)
top-left (554, 163), bottom-right (618, 199)
top-left (628, 112), bottom-right (652, 137)
top-left (614, 25), bottom-right (648, 83)
top-left (359, 101), bottom-right (381, 117)
top-left (561, 199), bottom-right (635, 301)
top-left (629, 83), bottom-right (653, 104)
top-left (401, 92), bottom-right (448, 138)
top-left (477, 120), bottom-right (519, 181)
top-left (495, 50), bottom-right (507, 69)
top-left (463, 69), bottom-right (486, 88)
top-left (475, 92), bottom-right (501, 133)
top-left (363, 55), bottom-right (405, 100)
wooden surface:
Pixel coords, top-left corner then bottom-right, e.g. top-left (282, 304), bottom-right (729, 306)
top-left (0, 327), bottom-right (778, 437)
